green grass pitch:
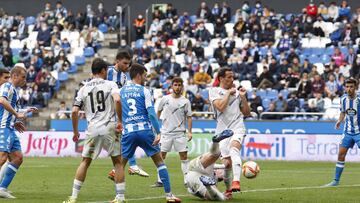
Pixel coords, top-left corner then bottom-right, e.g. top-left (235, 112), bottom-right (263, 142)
top-left (3, 156), bottom-right (360, 202)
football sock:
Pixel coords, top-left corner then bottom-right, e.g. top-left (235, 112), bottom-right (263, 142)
top-left (0, 163), bottom-right (19, 189)
top-left (181, 159), bottom-right (189, 182)
top-left (71, 179), bottom-right (83, 199)
top-left (128, 156), bottom-right (137, 167)
top-left (230, 147), bottom-right (242, 182)
top-left (157, 164), bottom-right (171, 193)
top-left (205, 185), bottom-right (226, 201)
top-left (157, 173), bottom-right (162, 183)
top-left (115, 183), bottom-right (125, 200)
top-left (334, 161), bottom-right (345, 181)
top-left (210, 142), bottom-right (220, 155)
top-left (224, 168), bottom-right (232, 190)
top-left (0, 162), bottom-right (9, 182)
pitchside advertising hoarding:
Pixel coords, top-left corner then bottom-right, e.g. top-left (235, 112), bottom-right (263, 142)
top-left (19, 131), bottom-right (360, 162)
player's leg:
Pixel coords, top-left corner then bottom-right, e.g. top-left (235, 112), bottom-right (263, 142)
top-left (111, 156), bottom-right (127, 203)
top-left (0, 161), bottom-right (9, 182)
top-left (128, 155), bottom-right (149, 177)
top-left (229, 139), bottom-right (242, 192)
top-left (324, 134), bottom-right (352, 187)
top-left (199, 176), bottom-right (226, 201)
top-left (153, 151), bottom-right (167, 187)
top-left (175, 135), bottom-right (190, 186)
top-left (153, 135), bottom-right (172, 187)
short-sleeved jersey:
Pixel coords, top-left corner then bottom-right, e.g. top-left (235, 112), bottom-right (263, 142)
top-left (74, 78), bottom-right (119, 129)
top-left (107, 66), bottom-right (129, 88)
top-left (120, 83), bottom-right (153, 134)
top-left (209, 87), bottom-right (246, 135)
top-left (340, 94), bottom-right (360, 135)
top-left (0, 82), bottom-right (19, 129)
top-left (158, 95), bottom-right (192, 135)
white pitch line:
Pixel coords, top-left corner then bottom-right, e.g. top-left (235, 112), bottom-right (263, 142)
top-left (86, 184), bottom-right (360, 203)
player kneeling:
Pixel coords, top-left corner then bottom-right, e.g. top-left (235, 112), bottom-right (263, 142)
top-left (186, 130), bottom-right (233, 201)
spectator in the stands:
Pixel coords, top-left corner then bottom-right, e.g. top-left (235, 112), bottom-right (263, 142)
top-left (287, 92), bottom-right (300, 112)
top-left (351, 55), bottom-right (360, 78)
top-left (338, 0), bottom-right (351, 20)
top-left (37, 23), bottom-right (51, 47)
top-left (194, 65), bottom-right (211, 89)
top-left (328, 2), bottom-right (339, 22)
top-left (233, 16), bottom-right (247, 37)
top-left (325, 74), bottom-right (338, 98)
top-left (311, 74), bottom-right (325, 96)
top-left (332, 47), bottom-right (345, 67)
top-left (191, 92), bottom-right (206, 113)
top-left (306, 0), bottom-right (317, 18)
top-left (26, 65), bottom-right (37, 83)
top-left (54, 1), bottom-right (67, 18)
top-left (262, 102), bottom-right (279, 120)
top-left (195, 21), bottom-right (211, 43)
top-left (134, 14), bottom-right (145, 40)
top-left (220, 2), bottom-right (231, 23)
top-left (274, 93), bottom-right (288, 113)
top-left (197, 2), bottom-right (211, 21)
top-left (257, 66), bottom-right (274, 89)
top-left (56, 101), bottom-right (70, 119)
top-left (165, 3), bottom-right (177, 19)
top-left (297, 73), bottom-right (312, 99)
top-left (249, 90), bottom-right (262, 113)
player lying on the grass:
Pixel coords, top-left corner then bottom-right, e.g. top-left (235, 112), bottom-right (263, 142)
top-left (152, 77), bottom-right (192, 187)
top-left (0, 64), bottom-right (38, 199)
top-left (324, 78), bottom-right (360, 187)
top-left (63, 58), bottom-right (124, 203)
top-left (114, 63), bottom-right (181, 203)
top-left (186, 129), bottom-right (234, 201)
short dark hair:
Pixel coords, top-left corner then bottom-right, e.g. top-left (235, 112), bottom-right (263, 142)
top-left (116, 51), bottom-right (131, 60)
top-left (217, 67), bottom-right (232, 79)
top-left (91, 58), bottom-right (108, 74)
top-left (129, 63), bottom-right (147, 79)
top-left (0, 68), bottom-right (10, 77)
top-left (345, 78), bottom-right (358, 86)
top-left (172, 77), bottom-right (183, 85)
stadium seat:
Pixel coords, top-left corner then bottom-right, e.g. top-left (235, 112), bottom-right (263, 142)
top-left (321, 55), bottom-right (331, 64)
top-left (58, 71), bottom-right (69, 82)
top-left (259, 47), bottom-right (268, 56)
top-left (314, 63), bottom-right (325, 74)
top-left (67, 64), bottom-right (78, 74)
top-left (189, 15), bottom-right (197, 25)
top-left (25, 16), bottom-right (36, 25)
top-left (224, 23), bottom-right (234, 36)
top-left (299, 54), bottom-right (306, 64)
top-left (11, 48), bottom-right (21, 56)
top-left (200, 89), bottom-right (209, 100)
top-left (98, 23), bottom-right (108, 33)
top-left (135, 39), bottom-right (145, 49)
top-left (75, 56), bottom-right (86, 65)
top-left (240, 80), bottom-right (252, 91)
top-left (325, 46), bottom-right (335, 55)
top-left (262, 98), bottom-right (271, 110)
top-left (299, 98), bottom-right (305, 109)
top-left (309, 54), bottom-right (320, 64)
top-left (340, 46), bottom-right (349, 56)
top-left (280, 89), bottom-right (290, 99)
top-left (267, 89), bottom-right (278, 100)
top-left (204, 47), bottom-right (214, 59)
top-left (302, 48), bottom-right (312, 56)
top-left (256, 89), bottom-right (267, 98)
top-left (210, 63), bottom-right (220, 72)
top-left (204, 23), bottom-right (214, 35)
top-left (209, 38), bottom-right (221, 49)
top-left (312, 48), bottom-right (325, 56)
top-left (9, 39), bottom-right (21, 49)
top-left (84, 47), bottom-right (95, 57)
top-left (234, 38), bottom-right (243, 48)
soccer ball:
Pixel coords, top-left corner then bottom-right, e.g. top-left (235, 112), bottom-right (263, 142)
top-left (242, 161), bottom-right (260, 179)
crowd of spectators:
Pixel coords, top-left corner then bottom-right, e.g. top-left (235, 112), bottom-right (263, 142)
top-left (127, 0), bottom-right (360, 120)
top-left (0, 1), bottom-right (105, 112)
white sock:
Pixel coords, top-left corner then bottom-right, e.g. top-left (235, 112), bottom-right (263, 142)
top-left (181, 159), bottom-right (189, 183)
top-left (210, 142), bottom-right (220, 155)
top-left (223, 168), bottom-right (232, 190)
top-left (157, 172), bottom-right (162, 183)
top-left (230, 147), bottom-right (242, 182)
top-left (71, 179), bottom-right (83, 198)
top-left (205, 185), bottom-right (226, 201)
top-left (129, 165), bottom-right (139, 170)
top-left (0, 162), bottom-right (8, 182)
top-left (115, 183), bottom-right (125, 200)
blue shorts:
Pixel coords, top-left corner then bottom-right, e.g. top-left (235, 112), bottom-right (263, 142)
top-left (0, 128), bottom-right (22, 153)
top-left (121, 130), bottom-right (160, 160)
top-left (340, 133), bottom-right (360, 149)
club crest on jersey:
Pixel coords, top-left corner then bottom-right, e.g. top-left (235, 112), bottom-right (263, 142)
top-left (346, 108), bottom-right (357, 116)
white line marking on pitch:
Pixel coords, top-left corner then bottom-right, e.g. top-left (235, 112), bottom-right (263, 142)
top-left (86, 184), bottom-right (360, 203)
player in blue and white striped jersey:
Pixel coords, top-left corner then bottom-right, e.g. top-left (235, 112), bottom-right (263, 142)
top-left (106, 51), bottom-right (150, 180)
top-left (114, 63), bottom-right (181, 203)
top-left (0, 65), bottom-right (38, 198)
top-left (324, 78), bottom-right (360, 187)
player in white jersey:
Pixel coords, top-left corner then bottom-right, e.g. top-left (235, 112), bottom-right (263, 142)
top-left (63, 58), bottom-right (124, 203)
top-left (209, 67), bottom-right (251, 195)
top-left (0, 65), bottom-right (38, 199)
top-left (186, 129), bottom-right (233, 201)
top-left (324, 78), bottom-right (360, 187)
top-left (153, 77), bottom-right (192, 187)
top-left (107, 51), bottom-right (150, 179)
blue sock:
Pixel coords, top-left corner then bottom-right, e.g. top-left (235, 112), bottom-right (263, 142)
top-left (334, 161), bottom-right (345, 181)
top-left (128, 156), bottom-right (137, 167)
top-left (0, 163), bottom-right (19, 189)
top-left (157, 164), bottom-right (171, 193)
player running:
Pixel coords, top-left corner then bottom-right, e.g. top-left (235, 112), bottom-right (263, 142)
top-left (63, 58), bottom-right (124, 203)
top-left (0, 65), bottom-right (38, 198)
top-left (209, 67), bottom-right (251, 195)
top-left (107, 51), bottom-right (149, 179)
top-left (324, 78), bottom-right (360, 187)
top-left (152, 77), bottom-right (192, 187)
top-left (186, 129), bottom-right (234, 201)
top-left (113, 63), bottom-right (181, 203)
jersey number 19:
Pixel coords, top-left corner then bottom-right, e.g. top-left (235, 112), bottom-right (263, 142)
top-left (88, 90), bottom-right (105, 113)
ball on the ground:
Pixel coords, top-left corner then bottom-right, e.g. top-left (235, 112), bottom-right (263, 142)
top-left (242, 161), bottom-right (260, 179)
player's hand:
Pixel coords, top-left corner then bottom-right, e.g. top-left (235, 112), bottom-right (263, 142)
top-left (15, 112), bottom-right (26, 120)
top-left (229, 88), bottom-right (236, 95)
top-left (115, 122), bottom-right (123, 133)
top-left (152, 134), bottom-right (161, 146)
top-left (26, 107), bottom-right (39, 113)
top-left (73, 132), bottom-right (80, 142)
top-left (187, 132), bottom-right (192, 141)
top-left (238, 87), bottom-right (247, 97)
top-left (335, 121), bottom-right (341, 129)
top-left (14, 121), bottom-right (26, 133)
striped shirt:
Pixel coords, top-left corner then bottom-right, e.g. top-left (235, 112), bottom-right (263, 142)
top-left (107, 66), bottom-right (129, 88)
top-left (0, 82), bottom-right (19, 129)
top-left (340, 94), bottom-right (360, 135)
top-left (120, 83), bottom-right (153, 134)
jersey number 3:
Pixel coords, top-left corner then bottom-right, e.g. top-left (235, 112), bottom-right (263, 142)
top-left (127, 98), bottom-right (137, 116)
top-left (88, 91), bottom-right (105, 113)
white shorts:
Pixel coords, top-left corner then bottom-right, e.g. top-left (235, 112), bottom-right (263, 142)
top-left (82, 122), bottom-right (121, 159)
top-left (219, 133), bottom-right (245, 158)
top-left (188, 155), bottom-right (214, 175)
top-left (160, 133), bottom-right (188, 152)
top-left (186, 171), bottom-right (207, 199)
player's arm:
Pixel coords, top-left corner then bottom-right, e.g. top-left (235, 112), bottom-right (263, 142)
top-left (144, 88), bottom-right (161, 145)
top-left (335, 112), bottom-right (345, 129)
top-left (187, 116), bottom-right (192, 141)
top-left (71, 105), bottom-right (80, 142)
top-left (0, 97), bottom-right (24, 119)
top-left (212, 88), bottom-right (236, 112)
top-left (111, 86), bottom-right (122, 132)
top-left (239, 87), bottom-right (251, 117)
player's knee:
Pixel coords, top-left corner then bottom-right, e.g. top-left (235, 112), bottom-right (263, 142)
top-left (12, 155), bottom-right (23, 166)
top-left (338, 153), bottom-right (346, 161)
top-left (222, 158), bottom-right (232, 169)
top-left (0, 155), bottom-right (7, 165)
